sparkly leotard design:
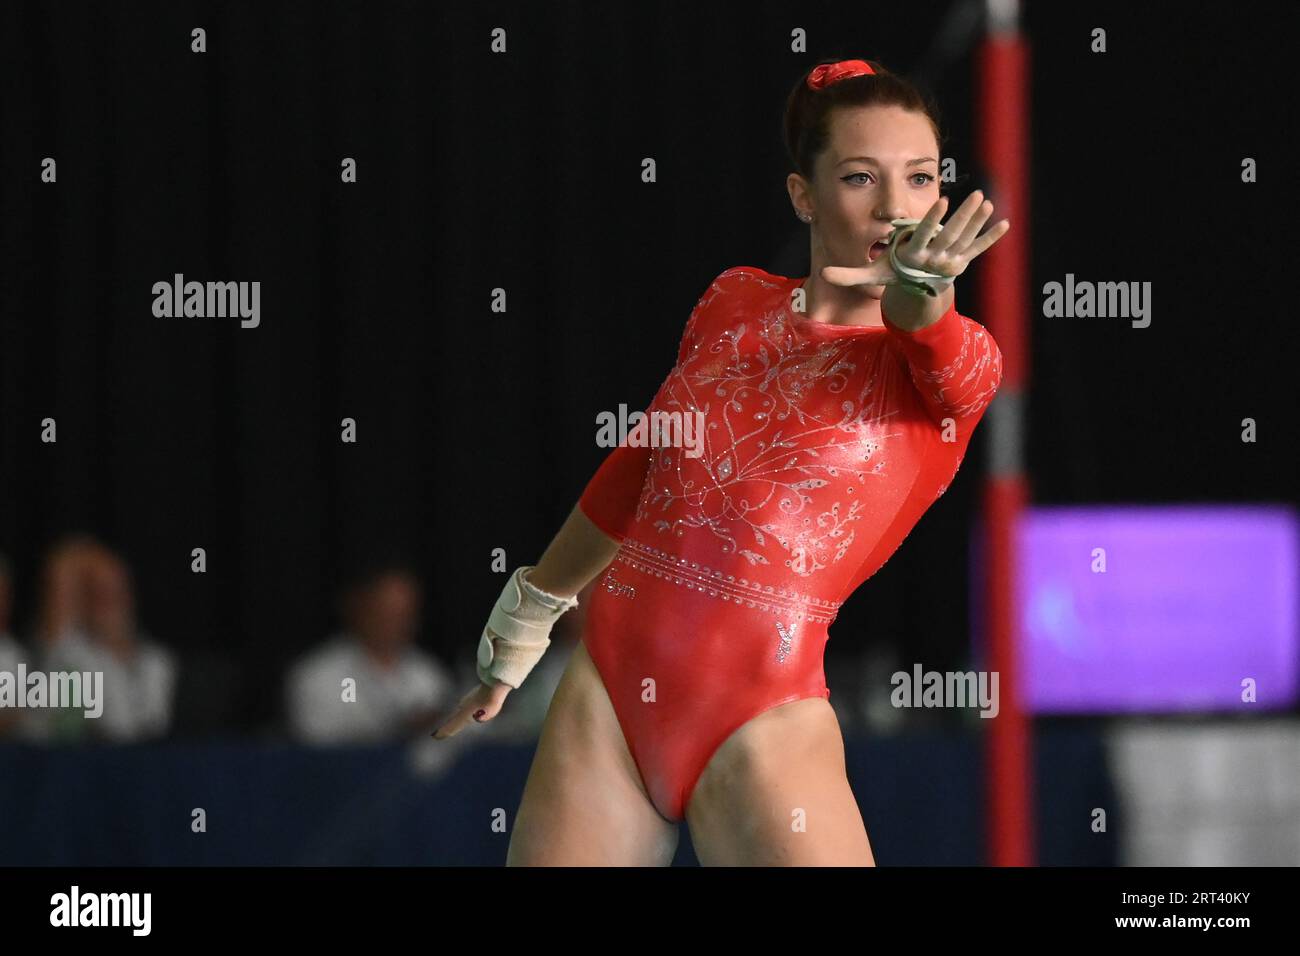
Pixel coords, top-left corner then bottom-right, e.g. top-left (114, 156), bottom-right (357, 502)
top-left (578, 266), bottom-right (1002, 822)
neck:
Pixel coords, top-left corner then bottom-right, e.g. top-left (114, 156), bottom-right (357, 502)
top-left (800, 270), bottom-right (885, 328)
top-left (99, 627), bottom-right (135, 659)
top-left (363, 641), bottom-right (399, 670)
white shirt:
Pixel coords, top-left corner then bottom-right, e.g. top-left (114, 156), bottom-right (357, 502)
top-left (0, 632), bottom-right (23, 674)
top-left (0, 632), bottom-right (28, 736)
top-left (286, 633), bottom-right (453, 744)
top-left (41, 627), bottom-right (177, 742)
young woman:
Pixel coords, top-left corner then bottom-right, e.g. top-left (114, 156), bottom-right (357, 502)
top-left (435, 58), bottom-right (1010, 866)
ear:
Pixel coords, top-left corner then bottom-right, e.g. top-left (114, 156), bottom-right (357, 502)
top-left (786, 172), bottom-right (811, 215)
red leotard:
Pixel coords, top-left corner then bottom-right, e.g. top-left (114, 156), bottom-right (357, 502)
top-left (577, 266), bottom-right (1002, 822)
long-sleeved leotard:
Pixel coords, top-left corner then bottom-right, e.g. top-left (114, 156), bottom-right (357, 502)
top-left (577, 266), bottom-right (1002, 822)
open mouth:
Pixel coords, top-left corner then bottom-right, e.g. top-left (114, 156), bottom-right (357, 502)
top-left (867, 239), bottom-right (890, 262)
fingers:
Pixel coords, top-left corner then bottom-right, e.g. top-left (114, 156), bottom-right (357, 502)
top-left (479, 680), bottom-right (512, 718)
top-left (904, 195), bottom-right (949, 250)
top-left (431, 681), bottom-right (511, 739)
top-left (819, 191), bottom-right (1010, 293)
top-left (928, 190), bottom-right (986, 253)
top-left (951, 197), bottom-right (995, 252)
top-left (821, 264), bottom-right (899, 288)
top-left (430, 689), bottom-right (477, 739)
top-left (964, 218), bottom-right (1012, 259)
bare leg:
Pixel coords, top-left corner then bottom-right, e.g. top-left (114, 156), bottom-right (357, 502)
top-left (684, 698), bottom-right (875, 866)
top-left (507, 640), bottom-right (680, 866)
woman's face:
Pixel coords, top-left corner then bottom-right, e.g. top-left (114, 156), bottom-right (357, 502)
top-left (791, 104), bottom-right (942, 298)
top-left (84, 555), bottom-right (134, 638)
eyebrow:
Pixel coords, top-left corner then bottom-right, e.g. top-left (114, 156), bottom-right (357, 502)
top-left (837, 156), bottom-right (938, 167)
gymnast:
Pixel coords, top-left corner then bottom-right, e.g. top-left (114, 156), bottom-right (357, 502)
top-left (435, 57), bottom-right (1009, 866)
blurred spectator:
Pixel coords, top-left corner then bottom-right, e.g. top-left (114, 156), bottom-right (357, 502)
top-left (287, 567), bottom-right (453, 744)
top-left (34, 536), bottom-right (177, 743)
top-left (0, 552), bottom-right (30, 739)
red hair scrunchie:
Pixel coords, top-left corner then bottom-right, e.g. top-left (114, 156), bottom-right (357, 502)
top-left (806, 59), bottom-right (876, 90)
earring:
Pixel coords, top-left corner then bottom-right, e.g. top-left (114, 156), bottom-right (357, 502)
top-left (798, 211), bottom-right (813, 223)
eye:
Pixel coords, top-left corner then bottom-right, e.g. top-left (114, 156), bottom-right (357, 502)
top-left (841, 171), bottom-right (938, 187)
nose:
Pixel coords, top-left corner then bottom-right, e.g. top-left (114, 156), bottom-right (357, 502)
top-left (873, 189), bottom-right (907, 223)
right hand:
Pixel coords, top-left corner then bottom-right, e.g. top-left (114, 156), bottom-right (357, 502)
top-left (431, 671), bottom-right (513, 739)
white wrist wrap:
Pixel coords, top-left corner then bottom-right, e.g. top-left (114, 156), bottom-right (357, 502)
top-left (476, 566), bottom-right (579, 689)
top-left (888, 218), bottom-right (954, 298)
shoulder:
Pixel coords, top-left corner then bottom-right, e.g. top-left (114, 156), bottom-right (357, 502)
top-left (674, 266), bottom-right (800, 360)
top-left (712, 265), bottom-right (797, 297)
top-left (0, 637), bottom-right (22, 672)
top-left (690, 266), bottom-right (799, 323)
top-left (134, 634), bottom-right (178, 672)
top-left (401, 647), bottom-right (452, 693)
top-left (43, 628), bottom-right (96, 665)
top-left (289, 635), bottom-right (354, 682)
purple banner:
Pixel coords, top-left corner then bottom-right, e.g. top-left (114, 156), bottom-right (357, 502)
top-left (1017, 506), bottom-right (1299, 713)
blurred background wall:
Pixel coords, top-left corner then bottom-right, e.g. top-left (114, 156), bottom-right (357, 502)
top-left (1, 0), bottom-right (1294, 865)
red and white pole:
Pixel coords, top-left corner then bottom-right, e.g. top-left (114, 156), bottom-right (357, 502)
top-left (976, 0), bottom-right (1034, 867)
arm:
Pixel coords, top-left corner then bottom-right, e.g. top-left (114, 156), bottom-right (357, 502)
top-left (521, 406), bottom-right (658, 599)
top-left (434, 273), bottom-right (723, 737)
top-left (431, 501), bottom-right (622, 740)
top-left (835, 294), bottom-right (1000, 595)
top-left (822, 191), bottom-right (1008, 430)
top-left (881, 284), bottom-right (1003, 431)
top-left (0, 646), bottom-right (22, 734)
top-left (286, 662), bottom-right (348, 744)
top-left (532, 270), bottom-right (727, 590)
top-left (880, 278), bottom-right (953, 334)
top-left (523, 503), bottom-right (623, 599)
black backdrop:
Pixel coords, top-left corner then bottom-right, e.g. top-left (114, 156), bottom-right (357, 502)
top-left (1, 0), bottom-right (1294, 733)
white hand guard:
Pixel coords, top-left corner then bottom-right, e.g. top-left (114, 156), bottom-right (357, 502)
top-left (476, 566), bottom-right (579, 689)
top-left (888, 218), bottom-right (954, 298)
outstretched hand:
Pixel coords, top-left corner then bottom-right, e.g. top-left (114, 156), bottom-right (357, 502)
top-left (432, 675), bottom-right (511, 739)
top-left (821, 189), bottom-right (1010, 289)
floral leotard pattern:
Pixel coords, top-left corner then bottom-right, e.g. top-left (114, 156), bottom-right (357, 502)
top-left (576, 266), bottom-right (1002, 822)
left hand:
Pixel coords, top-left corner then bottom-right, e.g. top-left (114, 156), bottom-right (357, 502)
top-left (821, 189), bottom-right (1010, 288)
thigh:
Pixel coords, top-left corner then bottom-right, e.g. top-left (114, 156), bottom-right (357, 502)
top-left (507, 639), bottom-right (680, 866)
top-left (684, 697), bottom-right (875, 866)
